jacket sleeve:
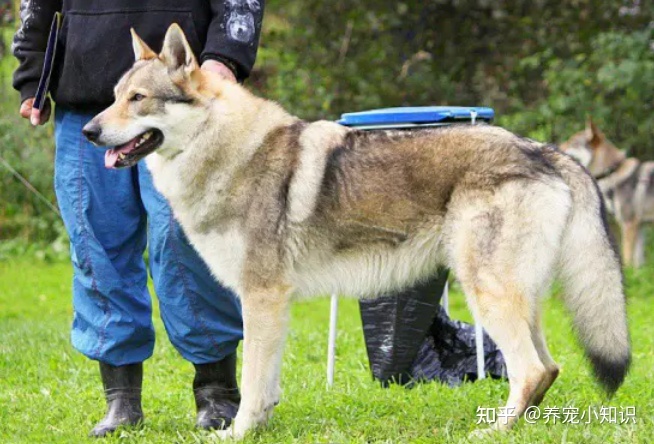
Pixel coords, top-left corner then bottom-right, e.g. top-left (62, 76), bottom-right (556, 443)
top-left (201, 0), bottom-right (265, 81)
top-left (12, 0), bottom-right (63, 103)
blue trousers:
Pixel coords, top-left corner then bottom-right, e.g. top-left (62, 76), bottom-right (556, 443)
top-left (54, 108), bottom-right (243, 366)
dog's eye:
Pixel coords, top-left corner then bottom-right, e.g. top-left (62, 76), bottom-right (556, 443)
top-left (130, 93), bottom-right (146, 102)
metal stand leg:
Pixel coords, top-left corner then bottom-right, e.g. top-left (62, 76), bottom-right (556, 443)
top-left (476, 321), bottom-right (485, 379)
top-left (442, 279), bottom-right (485, 379)
top-left (327, 294), bottom-right (338, 387)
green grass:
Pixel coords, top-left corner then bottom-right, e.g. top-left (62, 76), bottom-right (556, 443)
top-left (0, 258), bottom-right (652, 443)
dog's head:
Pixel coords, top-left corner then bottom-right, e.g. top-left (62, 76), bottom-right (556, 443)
top-left (560, 118), bottom-right (625, 175)
top-left (560, 118), bottom-right (604, 168)
top-left (83, 24), bottom-right (227, 168)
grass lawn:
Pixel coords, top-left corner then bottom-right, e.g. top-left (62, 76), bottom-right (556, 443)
top-left (0, 257), bottom-right (653, 443)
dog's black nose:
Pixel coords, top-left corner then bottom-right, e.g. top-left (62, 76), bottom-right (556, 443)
top-left (82, 123), bottom-right (102, 143)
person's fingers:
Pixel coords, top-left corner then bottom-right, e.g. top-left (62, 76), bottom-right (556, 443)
top-left (19, 98), bottom-right (50, 125)
top-left (19, 98), bottom-right (35, 119)
top-left (30, 108), bottom-right (42, 126)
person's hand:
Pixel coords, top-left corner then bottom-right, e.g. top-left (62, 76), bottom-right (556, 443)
top-left (19, 97), bottom-right (51, 126)
top-left (201, 60), bottom-right (237, 83)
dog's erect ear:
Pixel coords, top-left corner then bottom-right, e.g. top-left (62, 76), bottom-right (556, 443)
top-left (130, 28), bottom-right (157, 61)
top-left (160, 23), bottom-right (199, 73)
top-left (585, 117), bottom-right (603, 147)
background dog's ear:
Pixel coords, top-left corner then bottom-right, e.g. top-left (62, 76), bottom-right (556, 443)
top-left (130, 28), bottom-right (157, 61)
top-left (160, 23), bottom-right (199, 74)
top-left (585, 117), bottom-right (603, 147)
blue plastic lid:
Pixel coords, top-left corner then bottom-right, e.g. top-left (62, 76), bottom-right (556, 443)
top-left (337, 106), bottom-right (494, 128)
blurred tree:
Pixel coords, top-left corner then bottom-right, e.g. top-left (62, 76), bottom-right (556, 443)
top-left (539, 29), bottom-right (654, 157)
top-left (255, 0), bottom-right (653, 154)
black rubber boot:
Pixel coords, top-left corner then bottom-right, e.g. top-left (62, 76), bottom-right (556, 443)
top-left (89, 362), bottom-right (144, 438)
top-left (193, 353), bottom-right (241, 430)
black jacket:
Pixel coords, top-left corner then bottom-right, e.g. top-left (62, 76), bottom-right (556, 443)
top-left (12, 0), bottom-right (264, 111)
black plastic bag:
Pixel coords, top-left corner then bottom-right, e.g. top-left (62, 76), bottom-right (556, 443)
top-left (409, 305), bottom-right (507, 386)
top-left (359, 271), bottom-right (506, 387)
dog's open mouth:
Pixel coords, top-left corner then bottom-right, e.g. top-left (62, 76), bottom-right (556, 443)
top-left (104, 129), bottom-right (164, 169)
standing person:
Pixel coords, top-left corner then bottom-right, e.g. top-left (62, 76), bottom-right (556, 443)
top-left (12, 0), bottom-right (264, 437)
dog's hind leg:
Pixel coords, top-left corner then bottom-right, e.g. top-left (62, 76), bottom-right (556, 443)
top-left (447, 181), bottom-right (570, 434)
top-left (620, 220), bottom-right (639, 267)
top-left (634, 223), bottom-right (646, 268)
top-left (464, 286), bottom-right (547, 432)
top-left (529, 306), bottom-right (559, 407)
top-left (217, 287), bottom-right (291, 441)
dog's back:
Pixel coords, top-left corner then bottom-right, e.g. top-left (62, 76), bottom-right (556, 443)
top-left (285, 124), bottom-right (565, 296)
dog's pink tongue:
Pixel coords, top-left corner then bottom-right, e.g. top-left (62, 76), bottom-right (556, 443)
top-left (104, 139), bottom-right (138, 169)
top-left (104, 149), bottom-right (120, 169)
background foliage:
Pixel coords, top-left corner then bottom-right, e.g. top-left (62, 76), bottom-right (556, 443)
top-left (0, 0), bottom-right (652, 250)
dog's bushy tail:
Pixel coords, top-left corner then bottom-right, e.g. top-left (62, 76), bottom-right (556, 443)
top-left (556, 153), bottom-right (631, 394)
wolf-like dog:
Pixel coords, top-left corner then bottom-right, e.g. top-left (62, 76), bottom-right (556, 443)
top-left (562, 119), bottom-right (654, 268)
top-left (83, 25), bottom-right (631, 439)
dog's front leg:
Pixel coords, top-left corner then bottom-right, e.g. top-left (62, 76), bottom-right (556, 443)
top-left (217, 287), bottom-right (291, 441)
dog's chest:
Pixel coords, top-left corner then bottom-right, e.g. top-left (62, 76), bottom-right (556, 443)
top-left (147, 156), bottom-right (247, 293)
top-left (186, 224), bottom-right (247, 294)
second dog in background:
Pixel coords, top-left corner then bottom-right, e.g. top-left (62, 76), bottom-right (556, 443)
top-left (562, 119), bottom-right (654, 267)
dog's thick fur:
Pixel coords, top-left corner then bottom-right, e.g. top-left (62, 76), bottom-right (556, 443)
top-left (86, 25), bottom-right (631, 439)
top-left (562, 119), bottom-right (654, 267)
